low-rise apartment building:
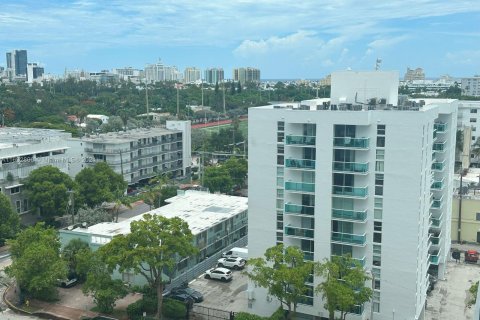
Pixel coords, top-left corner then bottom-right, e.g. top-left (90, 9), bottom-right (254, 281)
top-left (59, 190), bottom-right (248, 286)
top-left (0, 128), bottom-right (72, 214)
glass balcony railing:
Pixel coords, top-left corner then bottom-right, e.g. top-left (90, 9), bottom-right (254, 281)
top-left (431, 181), bottom-right (443, 190)
top-left (332, 208), bottom-right (367, 222)
top-left (285, 203), bottom-right (315, 216)
top-left (432, 198), bottom-right (442, 209)
top-left (431, 162), bottom-right (444, 171)
top-left (331, 255), bottom-right (366, 267)
top-left (434, 122), bottom-right (446, 133)
top-left (285, 135), bottom-right (316, 146)
top-left (285, 159), bottom-right (315, 170)
top-left (332, 161), bottom-right (369, 173)
top-left (433, 130), bottom-right (437, 139)
top-left (431, 218), bottom-right (441, 227)
top-left (350, 304), bottom-right (365, 315)
top-left (285, 181), bottom-right (315, 193)
top-left (430, 254), bottom-right (439, 264)
top-left (333, 137), bottom-right (369, 149)
top-left (430, 237), bottom-right (440, 245)
top-left (331, 232), bottom-right (366, 246)
top-left (303, 251), bottom-right (314, 261)
top-left (285, 225), bottom-right (314, 239)
top-left (433, 142), bottom-right (445, 152)
top-left (332, 186), bottom-right (368, 198)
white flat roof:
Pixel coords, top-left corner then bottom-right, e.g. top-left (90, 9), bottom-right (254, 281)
top-left (71, 190), bottom-right (248, 237)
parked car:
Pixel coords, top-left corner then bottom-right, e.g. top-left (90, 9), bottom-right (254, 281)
top-left (57, 277), bottom-right (78, 288)
top-left (166, 294), bottom-right (194, 309)
top-left (171, 287), bottom-right (204, 302)
top-left (217, 257), bottom-right (246, 270)
top-left (204, 267), bottom-right (233, 282)
top-left (222, 247), bottom-right (248, 260)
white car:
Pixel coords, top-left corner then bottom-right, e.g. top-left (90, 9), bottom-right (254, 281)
top-left (217, 257), bottom-right (246, 270)
top-left (204, 267), bottom-right (233, 281)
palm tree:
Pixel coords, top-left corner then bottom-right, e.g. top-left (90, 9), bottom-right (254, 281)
top-left (112, 197), bottom-right (132, 223)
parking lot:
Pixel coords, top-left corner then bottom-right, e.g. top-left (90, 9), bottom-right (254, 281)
top-left (188, 267), bottom-right (249, 313)
top-left (426, 258), bottom-right (479, 320)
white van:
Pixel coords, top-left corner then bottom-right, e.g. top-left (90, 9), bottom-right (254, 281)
top-left (222, 247), bottom-right (248, 260)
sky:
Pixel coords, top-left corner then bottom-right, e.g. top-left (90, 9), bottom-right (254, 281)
top-left (1, 0), bottom-right (479, 79)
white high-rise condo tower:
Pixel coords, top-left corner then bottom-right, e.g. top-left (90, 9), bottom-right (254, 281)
top-left (248, 70), bottom-right (456, 320)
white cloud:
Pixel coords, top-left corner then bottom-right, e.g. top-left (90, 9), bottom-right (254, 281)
top-left (446, 50), bottom-right (480, 64)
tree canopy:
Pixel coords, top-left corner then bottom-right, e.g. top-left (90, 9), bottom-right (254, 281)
top-left (0, 192), bottom-right (20, 245)
top-left (25, 165), bottom-right (75, 219)
top-left (6, 223), bottom-right (67, 300)
top-left (245, 244), bottom-right (315, 319)
top-left (203, 165), bottom-right (233, 194)
top-left (316, 255), bottom-right (372, 320)
top-left (99, 214), bottom-right (197, 319)
top-left (75, 161), bottom-right (127, 208)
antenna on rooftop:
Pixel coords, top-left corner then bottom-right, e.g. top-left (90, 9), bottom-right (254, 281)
top-left (375, 58), bottom-right (382, 71)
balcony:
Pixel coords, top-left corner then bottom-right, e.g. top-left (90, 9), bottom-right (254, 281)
top-left (431, 180), bottom-right (444, 190)
top-left (331, 255), bottom-right (366, 267)
top-left (285, 159), bottom-right (315, 170)
top-left (432, 197), bottom-right (443, 209)
top-left (333, 137), bottom-right (369, 149)
top-left (431, 161), bottom-right (444, 171)
top-left (331, 232), bottom-right (366, 246)
top-left (284, 203), bottom-right (315, 216)
top-left (285, 135), bottom-right (316, 146)
top-left (285, 182), bottom-right (315, 193)
top-left (433, 142), bottom-right (446, 152)
top-left (429, 252), bottom-right (439, 265)
top-left (331, 208), bottom-right (367, 222)
top-left (285, 225), bottom-right (314, 239)
top-left (430, 235), bottom-right (440, 245)
top-left (434, 122), bottom-right (447, 133)
top-left (332, 186), bottom-right (368, 198)
top-left (431, 217), bottom-right (441, 228)
top-left (332, 161), bottom-right (369, 174)
top-left (350, 304), bottom-right (365, 315)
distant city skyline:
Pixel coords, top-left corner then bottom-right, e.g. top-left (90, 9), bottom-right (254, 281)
top-left (1, 1), bottom-right (479, 79)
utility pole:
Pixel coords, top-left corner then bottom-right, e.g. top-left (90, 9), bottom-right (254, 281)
top-left (145, 83), bottom-right (149, 116)
top-left (458, 170), bottom-right (465, 242)
top-left (176, 83), bottom-right (180, 118)
top-left (67, 190), bottom-right (75, 225)
top-left (222, 82), bottom-right (226, 115)
top-left (201, 82), bottom-right (204, 107)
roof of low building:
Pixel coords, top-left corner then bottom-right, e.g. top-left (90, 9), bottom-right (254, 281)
top-left (69, 190), bottom-right (248, 237)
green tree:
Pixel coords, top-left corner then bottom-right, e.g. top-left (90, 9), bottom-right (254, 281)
top-left (25, 166), bottom-right (75, 219)
top-left (315, 255), bottom-right (372, 320)
top-left (0, 193), bottom-right (20, 245)
top-left (100, 214), bottom-right (197, 319)
top-left (456, 130), bottom-right (464, 153)
top-left (224, 157), bottom-right (248, 187)
top-left (6, 224), bottom-right (67, 300)
top-left (82, 251), bottom-right (128, 313)
top-left (245, 244), bottom-right (315, 319)
top-left (112, 196), bottom-right (133, 223)
top-left (75, 162), bottom-right (127, 208)
top-left (76, 207), bottom-right (112, 226)
top-left (203, 165), bottom-right (233, 193)
top-left (62, 238), bottom-right (90, 280)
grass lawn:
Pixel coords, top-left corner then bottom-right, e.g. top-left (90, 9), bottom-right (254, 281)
top-left (193, 120), bottom-right (248, 137)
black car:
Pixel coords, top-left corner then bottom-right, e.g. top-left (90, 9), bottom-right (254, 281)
top-left (171, 287), bottom-right (204, 303)
top-left (166, 293), bottom-right (194, 309)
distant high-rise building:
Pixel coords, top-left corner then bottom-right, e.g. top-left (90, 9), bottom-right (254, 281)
top-left (145, 60), bottom-right (180, 83)
top-left (5, 49), bottom-right (28, 77)
top-left (26, 63), bottom-right (44, 83)
top-left (204, 68), bottom-right (224, 84)
top-left (404, 67), bottom-right (425, 81)
top-left (233, 67), bottom-right (260, 84)
top-left (183, 67), bottom-right (201, 84)
top-left (461, 76), bottom-right (480, 97)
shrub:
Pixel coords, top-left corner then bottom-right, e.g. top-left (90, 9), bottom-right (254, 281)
top-left (234, 312), bottom-right (265, 320)
top-left (126, 300), bottom-right (144, 320)
top-left (162, 298), bottom-right (187, 319)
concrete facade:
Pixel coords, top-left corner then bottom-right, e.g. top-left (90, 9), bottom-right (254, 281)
top-left (248, 70), bottom-right (456, 320)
